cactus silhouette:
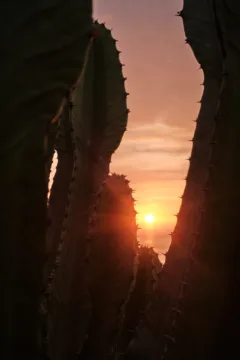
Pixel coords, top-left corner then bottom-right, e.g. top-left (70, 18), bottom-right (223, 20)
top-left (123, 1), bottom-right (233, 359)
top-left (44, 99), bottom-right (74, 285)
top-left (3, 2), bottom-right (240, 359)
top-left (79, 173), bottom-right (138, 360)
top-left (118, 245), bottom-right (162, 360)
top-left (46, 22), bottom-right (129, 360)
top-left (1, 2), bottom-right (92, 359)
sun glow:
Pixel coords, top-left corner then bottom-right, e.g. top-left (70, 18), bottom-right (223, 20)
top-left (144, 214), bottom-right (155, 223)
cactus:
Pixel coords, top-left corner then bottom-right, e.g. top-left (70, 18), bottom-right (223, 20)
top-left (117, 245), bottom-right (162, 360)
top-left (0, 2), bottom-right (92, 359)
top-left (124, 2), bottom-right (227, 359)
top-left (47, 22), bottom-right (129, 360)
top-left (39, 99), bottom-right (75, 355)
top-left (4, 2), bottom-right (239, 359)
top-left (78, 173), bottom-right (138, 360)
top-left (162, 2), bottom-right (240, 359)
top-left (165, 0), bottom-right (224, 305)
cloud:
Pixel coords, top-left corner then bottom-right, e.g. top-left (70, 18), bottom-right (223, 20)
top-left (117, 143), bottom-right (191, 157)
top-left (112, 115), bottom-right (193, 177)
top-left (110, 115), bottom-right (191, 225)
top-left (111, 167), bottom-right (186, 182)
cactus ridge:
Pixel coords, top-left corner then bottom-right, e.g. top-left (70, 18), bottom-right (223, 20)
top-left (41, 37), bottom-right (94, 350)
top-left (47, 38), bottom-right (95, 359)
top-left (40, 96), bottom-right (76, 352)
top-left (44, 98), bottom-right (74, 283)
top-left (41, 34), bottom-right (95, 354)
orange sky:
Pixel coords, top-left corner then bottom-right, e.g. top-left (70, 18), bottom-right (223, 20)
top-left (94, 0), bottom-right (203, 259)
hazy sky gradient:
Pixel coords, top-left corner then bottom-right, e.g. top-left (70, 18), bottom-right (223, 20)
top-left (94, 0), bottom-right (203, 258)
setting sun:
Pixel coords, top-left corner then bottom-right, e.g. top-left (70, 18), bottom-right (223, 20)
top-left (144, 214), bottom-right (155, 223)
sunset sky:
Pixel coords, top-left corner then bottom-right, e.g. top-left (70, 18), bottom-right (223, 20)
top-left (94, 0), bottom-right (203, 259)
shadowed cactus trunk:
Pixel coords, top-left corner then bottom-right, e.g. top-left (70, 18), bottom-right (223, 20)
top-left (0, 2), bottom-right (92, 359)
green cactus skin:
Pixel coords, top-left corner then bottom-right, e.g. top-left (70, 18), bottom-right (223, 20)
top-left (0, 2), bottom-right (92, 359)
top-left (78, 174), bottom-right (138, 360)
top-left (47, 23), bottom-right (129, 360)
top-left (116, 246), bottom-right (162, 360)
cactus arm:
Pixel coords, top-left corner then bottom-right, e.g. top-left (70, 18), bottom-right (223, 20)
top-left (91, 22), bottom-right (129, 160)
top-left (78, 174), bottom-right (138, 360)
top-left (0, 2), bottom-right (92, 358)
top-left (48, 23), bottom-right (129, 359)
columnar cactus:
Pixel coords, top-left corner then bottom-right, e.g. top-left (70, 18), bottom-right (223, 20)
top-left (124, 1), bottom-right (226, 359)
top-left (165, 2), bottom-right (240, 359)
top-left (1, 2), bottom-right (92, 359)
top-left (79, 173), bottom-right (138, 360)
top-left (47, 23), bottom-right (129, 360)
top-left (154, 2), bottom-right (226, 358)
